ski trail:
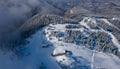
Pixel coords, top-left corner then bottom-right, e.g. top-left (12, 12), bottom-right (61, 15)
top-left (91, 51), bottom-right (96, 69)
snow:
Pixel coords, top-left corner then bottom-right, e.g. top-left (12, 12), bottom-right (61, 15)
top-left (80, 17), bottom-right (120, 52)
top-left (112, 17), bottom-right (120, 20)
top-left (94, 52), bottom-right (120, 69)
top-left (44, 22), bottom-right (120, 69)
top-left (52, 47), bottom-right (66, 56)
top-left (0, 29), bottom-right (61, 69)
top-left (100, 29), bottom-right (120, 52)
top-left (0, 17), bottom-right (120, 69)
top-left (70, 10), bottom-right (73, 14)
top-left (91, 50), bottom-right (96, 69)
top-left (21, 29), bottom-right (60, 69)
top-left (112, 18), bottom-right (117, 20)
top-left (80, 17), bottom-right (97, 29)
top-left (100, 19), bottom-right (113, 26)
top-left (80, 18), bottom-right (91, 29)
top-left (99, 19), bottom-right (120, 31)
top-left (56, 55), bottom-right (74, 66)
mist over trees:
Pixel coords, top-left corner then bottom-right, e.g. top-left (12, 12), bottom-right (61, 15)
top-left (0, 0), bottom-right (57, 49)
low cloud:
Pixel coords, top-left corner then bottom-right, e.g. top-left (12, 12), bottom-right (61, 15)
top-left (0, 0), bottom-right (42, 48)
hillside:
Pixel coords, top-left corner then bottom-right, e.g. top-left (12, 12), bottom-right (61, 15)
top-left (0, 0), bottom-right (120, 69)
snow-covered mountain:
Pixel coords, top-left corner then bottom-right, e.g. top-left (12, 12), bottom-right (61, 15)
top-left (0, 0), bottom-right (120, 69)
top-left (0, 14), bottom-right (120, 69)
top-left (0, 0), bottom-right (120, 49)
